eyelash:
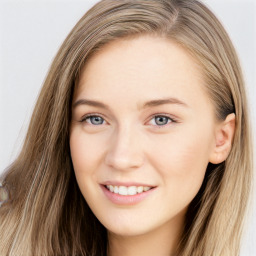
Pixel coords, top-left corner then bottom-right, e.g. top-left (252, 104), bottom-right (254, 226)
top-left (79, 114), bottom-right (107, 125)
top-left (79, 113), bottom-right (178, 128)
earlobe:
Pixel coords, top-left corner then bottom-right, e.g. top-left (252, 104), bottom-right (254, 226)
top-left (209, 113), bottom-right (236, 164)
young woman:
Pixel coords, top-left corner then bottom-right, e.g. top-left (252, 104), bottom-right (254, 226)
top-left (0, 0), bottom-right (253, 255)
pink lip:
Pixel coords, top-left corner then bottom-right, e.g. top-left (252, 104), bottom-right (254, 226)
top-left (100, 184), bottom-right (157, 205)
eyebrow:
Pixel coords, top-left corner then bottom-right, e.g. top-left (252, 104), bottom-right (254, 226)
top-left (141, 98), bottom-right (188, 109)
top-left (73, 99), bottom-right (109, 109)
top-left (73, 97), bottom-right (188, 109)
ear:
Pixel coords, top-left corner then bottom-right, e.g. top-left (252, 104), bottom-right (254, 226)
top-left (209, 113), bottom-right (236, 164)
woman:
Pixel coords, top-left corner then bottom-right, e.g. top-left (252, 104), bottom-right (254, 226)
top-left (0, 0), bottom-right (253, 255)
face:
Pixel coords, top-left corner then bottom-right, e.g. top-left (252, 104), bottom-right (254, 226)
top-left (70, 36), bottom-right (217, 237)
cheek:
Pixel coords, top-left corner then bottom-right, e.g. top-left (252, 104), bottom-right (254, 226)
top-left (151, 129), bottom-right (212, 172)
top-left (69, 129), bottom-right (106, 181)
top-left (149, 126), bottom-right (214, 197)
top-left (174, 136), bottom-right (210, 174)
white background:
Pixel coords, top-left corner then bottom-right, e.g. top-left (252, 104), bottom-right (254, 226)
top-left (0, 0), bottom-right (255, 254)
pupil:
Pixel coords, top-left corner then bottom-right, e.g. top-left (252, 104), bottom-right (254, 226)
top-left (156, 116), bottom-right (168, 125)
top-left (91, 116), bottom-right (103, 125)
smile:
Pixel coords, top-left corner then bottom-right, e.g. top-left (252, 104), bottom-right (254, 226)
top-left (105, 185), bottom-right (152, 196)
top-left (101, 184), bottom-right (156, 205)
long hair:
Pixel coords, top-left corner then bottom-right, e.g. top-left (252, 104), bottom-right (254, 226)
top-left (0, 0), bottom-right (253, 255)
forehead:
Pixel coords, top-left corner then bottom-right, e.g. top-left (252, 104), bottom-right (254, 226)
top-left (74, 35), bottom-right (210, 112)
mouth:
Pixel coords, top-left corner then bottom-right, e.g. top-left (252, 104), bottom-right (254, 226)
top-left (104, 185), bottom-right (154, 196)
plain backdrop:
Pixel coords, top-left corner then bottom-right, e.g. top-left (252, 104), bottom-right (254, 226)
top-left (0, 0), bottom-right (255, 255)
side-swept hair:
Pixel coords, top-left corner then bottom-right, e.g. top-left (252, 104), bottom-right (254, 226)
top-left (0, 1), bottom-right (253, 255)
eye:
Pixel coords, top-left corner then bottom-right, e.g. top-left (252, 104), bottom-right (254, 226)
top-left (149, 115), bottom-right (174, 126)
top-left (82, 115), bottom-right (106, 125)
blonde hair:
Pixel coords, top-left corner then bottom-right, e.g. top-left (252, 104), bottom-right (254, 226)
top-left (0, 0), bottom-right (253, 255)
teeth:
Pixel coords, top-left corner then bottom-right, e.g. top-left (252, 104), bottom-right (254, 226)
top-left (137, 186), bottom-right (143, 193)
top-left (143, 186), bottom-right (150, 192)
top-left (127, 186), bottom-right (137, 195)
top-left (105, 185), bottom-right (152, 195)
top-left (119, 186), bottom-right (128, 195)
top-left (114, 186), bottom-right (119, 194)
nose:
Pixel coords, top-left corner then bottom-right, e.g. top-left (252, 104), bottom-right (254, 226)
top-left (104, 125), bottom-right (145, 171)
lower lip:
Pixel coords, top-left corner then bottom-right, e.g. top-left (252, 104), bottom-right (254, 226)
top-left (100, 185), bottom-right (156, 205)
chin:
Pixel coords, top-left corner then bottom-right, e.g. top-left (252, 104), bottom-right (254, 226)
top-left (99, 214), bottom-right (164, 238)
top-left (106, 225), bottom-right (151, 237)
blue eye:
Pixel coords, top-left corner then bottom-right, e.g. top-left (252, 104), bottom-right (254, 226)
top-left (84, 115), bottom-right (105, 125)
top-left (150, 115), bottom-right (172, 126)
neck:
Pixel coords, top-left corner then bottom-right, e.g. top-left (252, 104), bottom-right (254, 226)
top-left (107, 214), bottom-right (184, 256)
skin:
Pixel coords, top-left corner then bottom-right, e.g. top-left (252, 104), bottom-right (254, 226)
top-left (70, 36), bottom-right (235, 256)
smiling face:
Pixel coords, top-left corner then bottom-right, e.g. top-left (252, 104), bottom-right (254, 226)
top-left (70, 36), bottom-right (218, 239)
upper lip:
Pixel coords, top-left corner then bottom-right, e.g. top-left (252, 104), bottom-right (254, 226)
top-left (101, 181), bottom-right (156, 187)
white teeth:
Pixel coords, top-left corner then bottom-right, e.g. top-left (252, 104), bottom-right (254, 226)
top-left (107, 185), bottom-right (114, 192)
top-left (137, 186), bottom-right (143, 193)
top-left (119, 186), bottom-right (128, 195)
top-left (114, 186), bottom-right (119, 194)
top-left (143, 186), bottom-right (150, 192)
top-left (128, 186), bottom-right (137, 195)
top-left (105, 185), bottom-right (153, 195)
